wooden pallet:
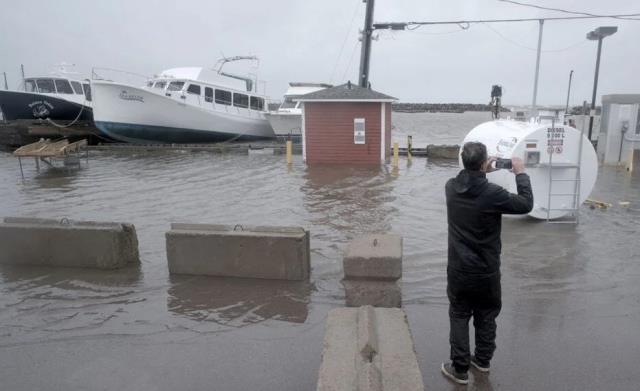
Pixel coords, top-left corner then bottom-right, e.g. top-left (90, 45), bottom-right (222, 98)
top-left (13, 139), bottom-right (87, 158)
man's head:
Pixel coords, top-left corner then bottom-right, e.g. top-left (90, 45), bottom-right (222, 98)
top-left (461, 142), bottom-right (488, 171)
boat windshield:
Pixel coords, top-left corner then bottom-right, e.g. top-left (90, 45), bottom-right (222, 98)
top-left (167, 81), bottom-right (185, 92)
top-left (154, 81), bottom-right (166, 89)
top-left (280, 96), bottom-right (299, 109)
top-left (54, 79), bottom-right (74, 94)
top-left (25, 79), bottom-right (37, 92)
top-left (70, 81), bottom-right (83, 95)
top-left (82, 83), bottom-right (92, 101)
top-left (36, 79), bottom-right (56, 93)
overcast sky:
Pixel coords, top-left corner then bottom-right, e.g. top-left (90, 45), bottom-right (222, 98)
top-left (1, 0), bottom-right (638, 105)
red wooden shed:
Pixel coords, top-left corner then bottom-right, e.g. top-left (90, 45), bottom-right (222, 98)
top-left (296, 82), bottom-right (397, 165)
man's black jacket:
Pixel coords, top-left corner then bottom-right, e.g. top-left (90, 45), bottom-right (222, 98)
top-left (445, 169), bottom-right (533, 275)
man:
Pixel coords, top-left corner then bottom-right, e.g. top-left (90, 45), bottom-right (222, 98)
top-left (441, 141), bottom-right (533, 385)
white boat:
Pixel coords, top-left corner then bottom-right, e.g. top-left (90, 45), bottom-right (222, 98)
top-left (265, 82), bottom-right (331, 141)
top-left (91, 57), bottom-right (275, 143)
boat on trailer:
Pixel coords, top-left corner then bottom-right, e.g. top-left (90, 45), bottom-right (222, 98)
top-left (0, 65), bottom-right (92, 123)
top-left (91, 56), bottom-right (275, 143)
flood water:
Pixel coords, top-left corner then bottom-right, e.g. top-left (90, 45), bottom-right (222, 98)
top-left (0, 112), bottom-right (638, 390)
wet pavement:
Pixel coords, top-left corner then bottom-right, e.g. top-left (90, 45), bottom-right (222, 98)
top-left (0, 116), bottom-right (638, 390)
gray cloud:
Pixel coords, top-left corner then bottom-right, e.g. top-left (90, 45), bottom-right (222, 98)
top-left (0, 0), bottom-right (638, 105)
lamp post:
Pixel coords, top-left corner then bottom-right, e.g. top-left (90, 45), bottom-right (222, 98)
top-left (564, 70), bottom-right (573, 115)
top-left (586, 26), bottom-right (617, 141)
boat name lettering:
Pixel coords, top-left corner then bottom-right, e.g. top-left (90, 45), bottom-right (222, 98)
top-left (119, 90), bottom-right (144, 103)
top-left (28, 101), bottom-right (54, 109)
top-left (28, 101), bottom-right (54, 118)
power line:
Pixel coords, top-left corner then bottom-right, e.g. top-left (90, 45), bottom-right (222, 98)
top-left (373, 13), bottom-right (640, 30)
top-left (497, 0), bottom-right (640, 21)
top-left (342, 41), bottom-right (360, 82)
top-left (481, 23), bottom-right (587, 52)
top-left (329, 0), bottom-right (362, 83)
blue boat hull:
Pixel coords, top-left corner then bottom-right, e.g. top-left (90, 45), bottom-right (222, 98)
top-left (0, 91), bottom-right (92, 121)
top-left (95, 121), bottom-right (274, 144)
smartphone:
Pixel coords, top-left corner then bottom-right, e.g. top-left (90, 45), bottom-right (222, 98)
top-left (494, 158), bottom-right (512, 170)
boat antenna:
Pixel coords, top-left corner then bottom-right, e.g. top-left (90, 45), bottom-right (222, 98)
top-left (214, 55), bottom-right (260, 92)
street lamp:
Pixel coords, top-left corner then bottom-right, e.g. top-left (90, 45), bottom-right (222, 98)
top-left (586, 26), bottom-right (617, 141)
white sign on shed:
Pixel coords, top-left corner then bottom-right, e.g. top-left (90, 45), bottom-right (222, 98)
top-left (354, 118), bottom-right (365, 144)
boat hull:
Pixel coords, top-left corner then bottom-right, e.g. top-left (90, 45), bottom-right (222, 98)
top-left (92, 81), bottom-right (275, 143)
top-left (0, 90), bottom-right (92, 121)
top-left (94, 121), bottom-right (271, 143)
top-left (265, 112), bottom-right (302, 141)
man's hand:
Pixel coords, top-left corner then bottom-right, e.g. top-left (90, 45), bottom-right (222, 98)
top-left (483, 156), bottom-right (498, 173)
top-left (511, 157), bottom-right (525, 175)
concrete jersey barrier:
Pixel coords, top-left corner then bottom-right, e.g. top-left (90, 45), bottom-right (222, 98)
top-left (344, 234), bottom-right (402, 280)
top-left (166, 223), bottom-right (310, 281)
top-left (317, 306), bottom-right (424, 391)
top-left (0, 217), bottom-right (139, 269)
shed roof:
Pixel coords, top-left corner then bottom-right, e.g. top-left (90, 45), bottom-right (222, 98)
top-left (295, 82), bottom-right (397, 102)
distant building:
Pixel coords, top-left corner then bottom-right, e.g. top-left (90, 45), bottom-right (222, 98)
top-left (597, 94), bottom-right (640, 170)
top-left (296, 82), bottom-right (396, 165)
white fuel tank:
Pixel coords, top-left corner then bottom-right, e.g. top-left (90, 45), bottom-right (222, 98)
top-left (461, 119), bottom-right (598, 219)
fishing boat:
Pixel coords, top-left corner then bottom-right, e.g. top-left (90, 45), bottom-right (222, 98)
top-left (91, 56), bottom-right (275, 143)
top-left (0, 65), bottom-right (92, 123)
top-left (265, 82), bottom-right (331, 141)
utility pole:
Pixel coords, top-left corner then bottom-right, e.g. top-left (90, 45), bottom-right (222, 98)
top-left (565, 70), bottom-right (573, 114)
top-left (586, 26), bottom-right (617, 141)
top-left (358, 0), bottom-right (375, 88)
top-left (588, 37), bottom-right (603, 141)
top-left (531, 19), bottom-right (544, 117)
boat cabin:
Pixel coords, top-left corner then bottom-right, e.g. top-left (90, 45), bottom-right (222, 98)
top-left (23, 77), bottom-right (92, 101)
top-left (145, 79), bottom-right (266, 112)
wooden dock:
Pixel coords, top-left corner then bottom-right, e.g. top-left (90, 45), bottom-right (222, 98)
top-left (13, 139), bottom-right (88, 177)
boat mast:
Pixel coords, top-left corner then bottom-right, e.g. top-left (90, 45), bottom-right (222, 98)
top-left (215, 56), bottom-right (259, 92)
top-left (358, 0), bottom-right (375, 88)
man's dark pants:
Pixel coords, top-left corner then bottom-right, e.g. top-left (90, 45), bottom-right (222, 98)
top-left (447, 269), bottom-right (502, 372)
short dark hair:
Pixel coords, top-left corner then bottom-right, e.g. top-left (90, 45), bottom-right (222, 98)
top-left (461, 142), bottom-right (487, 171)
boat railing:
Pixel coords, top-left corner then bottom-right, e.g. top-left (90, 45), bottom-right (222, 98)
top-left (91, 67), bottom-right (151, 86)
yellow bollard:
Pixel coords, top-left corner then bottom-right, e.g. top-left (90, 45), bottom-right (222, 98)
top-left (407, 135), bottom-right (413, 162)
top-left (286, 140), bottom-right (292, 164)
top-left (392, 142), bottom-right (399, 167)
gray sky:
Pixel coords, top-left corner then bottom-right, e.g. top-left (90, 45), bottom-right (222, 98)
top-left (1, 0), bottom-right (638, 105)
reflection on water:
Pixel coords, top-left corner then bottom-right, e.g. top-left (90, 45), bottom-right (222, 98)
top-left (0, 264), bottom-right (142, 343)
top-left (167, 275), bottom-right (311, 326)
top-left (302, 165), bottom-right (398, 237)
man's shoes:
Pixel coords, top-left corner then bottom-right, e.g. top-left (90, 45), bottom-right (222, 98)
top-left (470, 355), bottom-right (490, 373)
top-left (441, 362), bottom-right (469, 385)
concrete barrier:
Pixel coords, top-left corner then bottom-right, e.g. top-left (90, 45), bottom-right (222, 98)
top-left (343, 234), bottom-right (402, 280)
top-left (0, 217), bottom-right (139, 269)
top-left (166, 223), bottom-right (310, 281)
top-left (427, 144), bottom-right (460, 159)
top-left (317, 306), bottom-right (424, 391)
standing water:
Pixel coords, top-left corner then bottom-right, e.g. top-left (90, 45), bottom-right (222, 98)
top-left (0, 112), bottom-right (638, 390)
